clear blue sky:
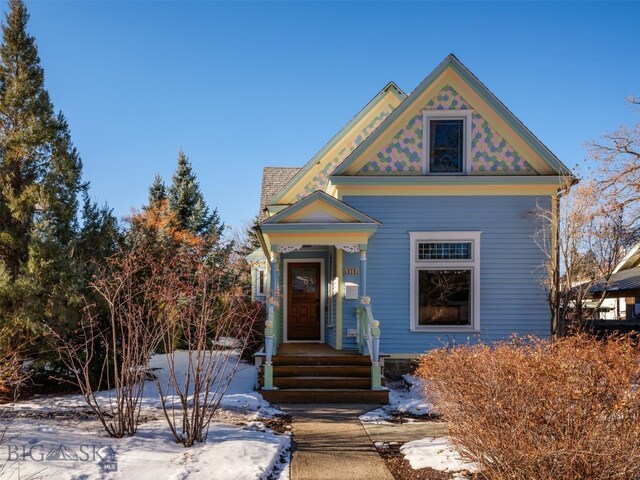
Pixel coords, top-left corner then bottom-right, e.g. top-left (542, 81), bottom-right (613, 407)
top-left (11, 1), bottom-right (640, 231)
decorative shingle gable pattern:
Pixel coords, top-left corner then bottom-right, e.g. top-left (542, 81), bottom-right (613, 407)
top-left (294, 103), bottom-right (396, 199)
top-left (259, 167), bottom-right (301, 220)
top-left (358, 85), bottom-right (536, 175)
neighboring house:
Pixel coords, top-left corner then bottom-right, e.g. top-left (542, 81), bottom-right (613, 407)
top-left (588, 242), bottom-right (640, 323)
top-left (249, 55), bottom-right (572, 402)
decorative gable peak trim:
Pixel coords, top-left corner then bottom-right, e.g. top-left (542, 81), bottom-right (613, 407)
top-left (332, 54), bottom-right (572, 178)
top-left (262, 190), bottom-right (381, 226)
top-left (267, 83), bottom-right (407, 206)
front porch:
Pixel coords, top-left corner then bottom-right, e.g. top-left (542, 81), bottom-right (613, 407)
top-left (255, 191), bottom-right (387, 403)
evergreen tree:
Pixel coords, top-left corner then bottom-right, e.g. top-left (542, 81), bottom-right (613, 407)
top-left (168, 149), bottom-right (223, 239)
top-left (0, 0), bottom-right (56, 281)
top-left (0, 1), bottom-right (115, 384)
top-left (235, 214), bottom-right (261, 258)
top-left (147, 173), bottom-right (166, 209)
top-left (77, 193), bottom-right (119, 281)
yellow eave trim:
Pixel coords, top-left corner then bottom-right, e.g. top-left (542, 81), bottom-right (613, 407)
top-left (278, 90), bottom-right (404, 204)
top-left (263, 232), bottom-right (371, 246)
top-left (333, 183), bottom-right (559, 197)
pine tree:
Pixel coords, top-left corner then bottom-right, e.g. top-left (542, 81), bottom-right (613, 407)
top-left (168, 149), bottom-right (224, 239)
top-left (147, 173), bottom-right (166, 209)
top-left (0, 0), bottom-right (57, 280)
top-left (0, 0), bottom-right (102, 373)
top-left (235, 214), bottom-right (261, 258)
top-left (77, 193), bottom-right (119, 283)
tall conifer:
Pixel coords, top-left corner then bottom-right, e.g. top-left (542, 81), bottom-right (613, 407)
top-left (0, 0), bottom-right (56, 280)
top-left (168, 149), bottom-right (223, 239)
top-left (147, 173), bottom-right (166, 209)
top-left (0, 0), bottom-right (105, 363)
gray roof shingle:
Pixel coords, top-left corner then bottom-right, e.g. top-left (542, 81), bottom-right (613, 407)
top-left (259, 167), bottom-right (301, 221)
top-left (589, 266), bottom-right (640, 295)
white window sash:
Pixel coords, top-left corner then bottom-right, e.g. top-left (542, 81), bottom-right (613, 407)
top-left (422, 109), bottom-right (473, 175)
top-left (409, 231), bottom-right (481, 332)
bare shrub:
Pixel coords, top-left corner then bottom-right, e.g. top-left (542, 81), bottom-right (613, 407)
top-left (54, 246), bottom-right (166, 437)
top-left (0, 327), bottom-right (29, 401)
top-left (155, 247), bottom-right (260, 447)
top-left (416, 334), bottom-right (640, 480)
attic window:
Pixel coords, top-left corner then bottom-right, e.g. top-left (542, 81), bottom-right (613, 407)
top-left (423, 110), bottom-right (473, 175)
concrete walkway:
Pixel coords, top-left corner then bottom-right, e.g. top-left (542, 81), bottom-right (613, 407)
top-left (283, 404), bottom-right (395, 480)
top-left (362, 421), bottom-right (448, 444)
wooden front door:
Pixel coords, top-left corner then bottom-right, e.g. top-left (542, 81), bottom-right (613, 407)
top-left (287, 262), bottom-right (321, 341)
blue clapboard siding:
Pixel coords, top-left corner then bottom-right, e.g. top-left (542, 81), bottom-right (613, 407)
top-left (343, 195), bottom-right (551, 354)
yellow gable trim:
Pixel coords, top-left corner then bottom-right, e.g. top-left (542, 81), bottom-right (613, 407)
top-left (334, 183), bottom-right (559, 198)
top-left (284, 201), bottom-right (359, 223)
top-left (341, 69), bottom-right (553, 176)
top-left (278, 89), bottom-right (403, 204)
top-left (264, 232), bottom-right (371, 245)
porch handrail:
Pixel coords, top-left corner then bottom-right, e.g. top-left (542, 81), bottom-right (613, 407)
top-left (357, 297), bottom-right (382, 390)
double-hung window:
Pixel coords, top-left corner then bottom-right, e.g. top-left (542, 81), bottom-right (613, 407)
top-left (423, 110), bottom-right (473, 174)
top-left (410, 231), bottom-right (481, 331)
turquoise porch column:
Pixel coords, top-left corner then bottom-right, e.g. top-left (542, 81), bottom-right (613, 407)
top-left (263, 249), bottom-right (278, 390)
top-left (359, 245), bottom-right (367, 299)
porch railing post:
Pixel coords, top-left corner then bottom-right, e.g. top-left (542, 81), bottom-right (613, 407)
top-left (263, 318), bottom-right (274, 390)
top-left (370, 319), bottom-right (382, 390)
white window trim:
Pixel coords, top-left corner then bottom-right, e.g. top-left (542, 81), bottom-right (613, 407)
top-left (409, 231), bottom-right (481, 332)
top-left (422, 109), bottom-right (473, 175)
top-left (257, 268), bottom-right (266, 296)
top-left (283, 258), bottom-right (325, 343)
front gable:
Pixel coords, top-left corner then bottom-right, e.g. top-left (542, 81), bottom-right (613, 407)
top-left (358, 85), bottom-right (537, 175)
top-left (259, 191), bottom-right (380, 248)
top-left (263, 191), bottom-right (379, 225)
top-left (333, 55), bottom-right (570, 178)
top-left (268, 83), bottom-right (407, 206)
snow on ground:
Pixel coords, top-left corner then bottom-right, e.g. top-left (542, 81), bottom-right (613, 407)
top-left (359, 374), bottom-right (434, 424)
top-left (361, 374), bottom-right (478, 476)
top-left (400, 437), bottom-right (477, 474)
top-left (0, 351), bottom-right (290, 480)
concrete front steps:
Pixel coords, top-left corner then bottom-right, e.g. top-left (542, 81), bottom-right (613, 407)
top-left (259, 353), bottom-right (388, 404)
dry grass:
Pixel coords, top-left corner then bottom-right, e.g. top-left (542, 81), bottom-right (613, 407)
top-left (416, 334), bottom-right (640, 480)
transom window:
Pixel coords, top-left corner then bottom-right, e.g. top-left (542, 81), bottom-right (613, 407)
top-left (422, 110), bottom-right (472, 175)
top-left (418, 241), bottom-right (471, 260)
top-left (410, 232), bottom-right (481, 331)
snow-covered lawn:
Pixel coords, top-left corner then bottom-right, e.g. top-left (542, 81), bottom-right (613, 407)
top-left (361, 374), bottom-right (478, 477)
top-left (0, 352), bottom-right (290, 480)
top-left (400, 437), bottom-right (477, 474)
top-left (359, 374), bottom-right (434, 424)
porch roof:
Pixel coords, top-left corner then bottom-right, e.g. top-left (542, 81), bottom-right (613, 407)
top-left (257, 191), bottom-right (380, 252)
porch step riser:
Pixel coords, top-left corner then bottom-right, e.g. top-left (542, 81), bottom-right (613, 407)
top-left (260, 389), bottom-right (389, 404)
top-left (271, 366), bottom-right (372, 377)
top-left (261, 377), bottom-right (378, 389)
top-left (272, 355), bottom-right (372, 366)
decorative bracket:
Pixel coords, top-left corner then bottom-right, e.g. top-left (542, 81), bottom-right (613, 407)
top-left (277, 244), bottom-right (303, 254)
top-left (336, 244), bottom-right (360, 254)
